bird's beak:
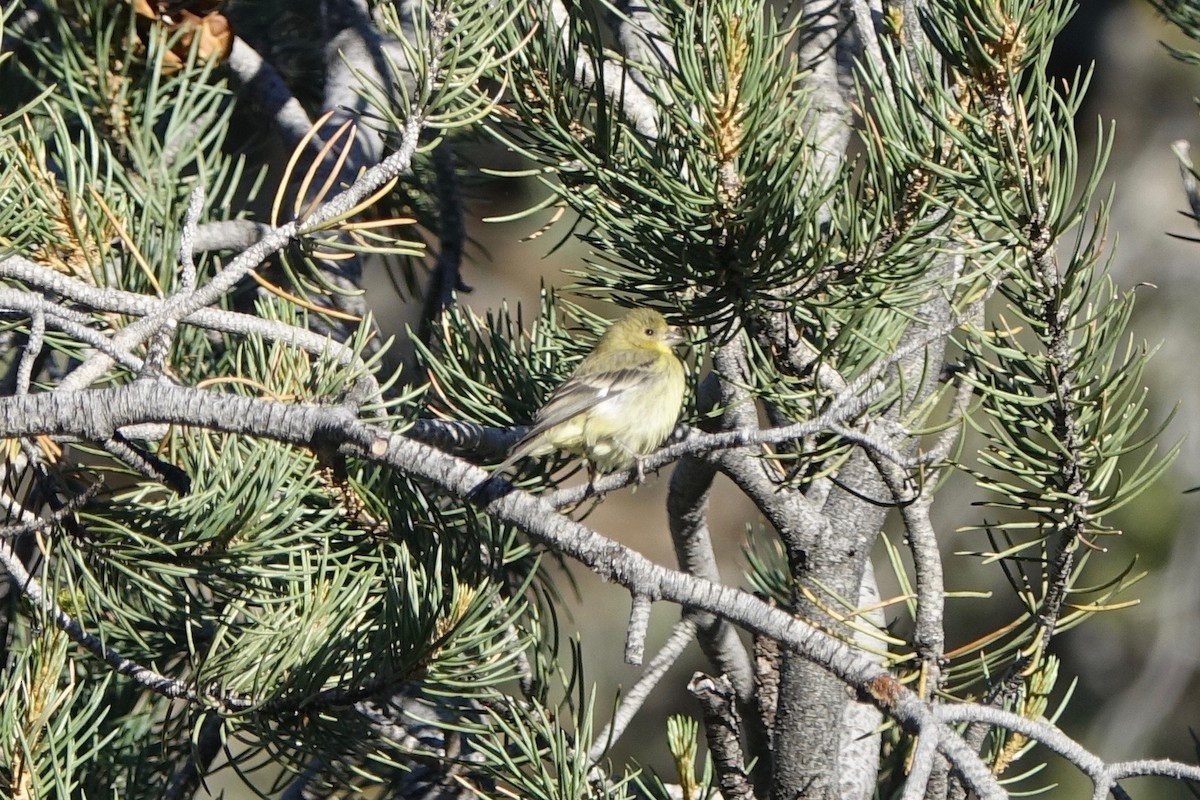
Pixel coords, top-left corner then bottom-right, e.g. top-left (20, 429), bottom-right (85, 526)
top-left (664, 326), bottom-right (686, 347)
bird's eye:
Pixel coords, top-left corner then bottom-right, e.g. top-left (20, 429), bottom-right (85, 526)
top-left (645, 328), bottom-right (656, 336)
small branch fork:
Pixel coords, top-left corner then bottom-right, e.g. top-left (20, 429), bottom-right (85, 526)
top-left (55, 100), bottom-right (425, 396)
top-left (589, 613), bottom-right (699, 764)
top-left (0, 73), bottom-right (428, 489)
top-left (2, 383), bottom-right (1199, 798)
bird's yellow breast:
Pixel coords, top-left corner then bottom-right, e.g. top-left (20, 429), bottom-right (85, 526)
top-left (556, 362), bottom-right (684, 472)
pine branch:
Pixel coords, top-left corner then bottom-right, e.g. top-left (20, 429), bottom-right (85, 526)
top-left (0, 537), bottom-right (198, 703)
top-left (0, 255), bottom-right (384, 402)
top-left (3, 382), bottom-right (1197, 798)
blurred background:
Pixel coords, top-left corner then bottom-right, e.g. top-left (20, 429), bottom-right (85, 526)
top-left (358, 1), bottom-right (1200, 794)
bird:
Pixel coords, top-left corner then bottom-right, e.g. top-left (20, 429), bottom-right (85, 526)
top-left (493, 308), bottom-right (686, 483)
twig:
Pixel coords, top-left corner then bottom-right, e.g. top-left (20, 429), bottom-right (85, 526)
top-left (666, 454), bottom-right (757, 702)
top-left (101, 432), bottom-right (191, 495)
top-left (829, 420), bottom-right (924, 467)
top-left (406, 419), bottom-right (518, 462)
top-left (16, 309), bottom-right (44, 396)
top-left (925, 372), bottom-right (975, 465)
top-left (937, 703), bottom-right (1200, 798)
top-left (0, 480), bottom-right (102, 539)
top-left (623, 594), bottom-right (652, 666)
top-left (873, 455), bottom-right (944, 698)
top-left (0, 535), bottom-right (198, 701)
top-left (934, 723), bottom-right (1006, 800)
top-left (0, 256), bottom-right (381, 400)
top-left (753, 309), bottom-right (848, 395)
top-left (191, 220), bottom-right (273, 252)
top-left (178, 185), bottom-right (205, 293)
top-left (542, 383), bottom-right (882, 509)
top-left (666, 347), bottom-right (769, 787)
top-left (144, 186), bottom-right (206, 381)
top-left (0, 293), bottom-right (144, 373)
top-left (899, 723), bottom-right (939, 800)
top-left (138, 319), bottom-right (175, 382)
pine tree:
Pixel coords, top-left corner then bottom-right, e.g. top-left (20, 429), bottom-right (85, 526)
top-left (1, 1), bottom-right (1199, 798)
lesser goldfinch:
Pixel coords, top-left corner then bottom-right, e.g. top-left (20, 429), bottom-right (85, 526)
top-left (496, 308), bottom-right (686, 478)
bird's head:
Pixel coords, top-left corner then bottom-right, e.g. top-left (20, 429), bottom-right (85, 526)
top-left (606, 308), bottom-right (685, 353)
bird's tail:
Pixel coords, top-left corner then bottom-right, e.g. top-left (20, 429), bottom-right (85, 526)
top-left (489, 433), bottom-right (539, 477)
top-left (469, 435), bottom-right (536, 499)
